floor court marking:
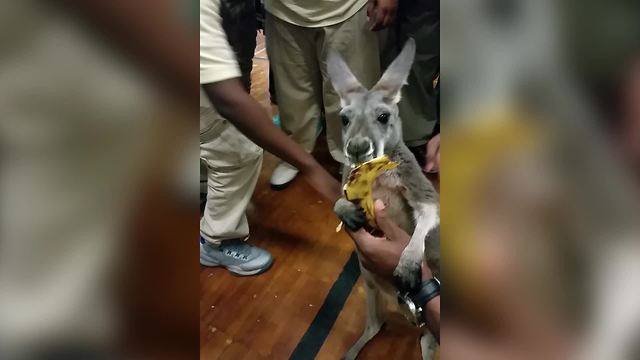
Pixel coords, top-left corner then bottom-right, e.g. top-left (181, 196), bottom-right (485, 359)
top-left (289, 251), bottom-right (361, 360)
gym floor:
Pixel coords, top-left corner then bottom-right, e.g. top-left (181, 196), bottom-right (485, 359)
top-left (199, 34), bottom-right (438, 360)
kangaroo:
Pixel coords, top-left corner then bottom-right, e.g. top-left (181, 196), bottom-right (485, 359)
top-left (328, 39), bottom-right (440, 360)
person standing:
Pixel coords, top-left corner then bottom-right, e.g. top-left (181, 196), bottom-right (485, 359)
top-left (376, 0), bottom-right (440, 172)
top-left (265, 0), bottom-right (381, 188)
top-left (200, 0), bottom-right (341, 275)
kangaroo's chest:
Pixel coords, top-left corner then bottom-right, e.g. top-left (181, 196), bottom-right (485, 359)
top-left (372, 170), bottom-right (415, 234)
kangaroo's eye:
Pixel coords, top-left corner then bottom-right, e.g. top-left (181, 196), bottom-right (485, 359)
top-left (340, 114), bottom-right (350, 126)
top-left (377, 112), bottom-right (390, 124)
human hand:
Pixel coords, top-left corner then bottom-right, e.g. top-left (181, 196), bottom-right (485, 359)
top-left (302, 163), bottom-right (342, 206)
top-left (349, 199), bottom-right (431, 279)
top-left (424, 134), bottom-right (440, 173)
top-left (206, 79), bottom-right (342, 207)
top-left (366, 0), bottom-right (398, 31)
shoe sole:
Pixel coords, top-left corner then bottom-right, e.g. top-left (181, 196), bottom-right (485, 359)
top-left (270, 172), bottom-right (299, 190)
top-left (270, 179), bottom-right (295, 191)
top-left (200, 257), bottom-right (273, 276)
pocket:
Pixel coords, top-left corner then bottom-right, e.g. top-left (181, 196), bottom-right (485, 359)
top-left (200, 107), bottom-right (226, 142)
top-left (201, 119), bottom-right (262, 168)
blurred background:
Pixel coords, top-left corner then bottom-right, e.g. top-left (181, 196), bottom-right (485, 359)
top-left (0, 0), bottom-right (199, 358)
top-left (441, 0), bottom-right (640, 359)
top-left (1, 0), bottom-right (639, 359)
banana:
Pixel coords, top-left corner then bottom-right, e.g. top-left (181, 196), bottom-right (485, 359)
top-left (336, 155), bottom-right (399, 232)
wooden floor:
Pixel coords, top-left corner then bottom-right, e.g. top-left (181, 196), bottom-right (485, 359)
top-left (200, 34), bottom-right (434, 360)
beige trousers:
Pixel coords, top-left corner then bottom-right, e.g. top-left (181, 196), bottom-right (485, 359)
top-left (266, 7), bottom-right (380, 164)
top-left (200, 107), bottom-right (263, 245)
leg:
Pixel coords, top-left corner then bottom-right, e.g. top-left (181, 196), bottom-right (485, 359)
top-left (199, 109), bottom-right (263, 244)
top-left (344, 268), bottom-right (385, 360)
top-left (265, 13), bottom-right (323, 187)
top-left (320, 6), bottom-right (381, 164)
top-left (394, 203), bottom-right (439, 290)
top-left (266, 14), bottom-right (323, 154)
top-left (201, 0), bottom-right (259, 240)
top-left (201, 0), bottom-right (259, 225)
top-left (199, 111), bottom-right (272, 275)
top-left (387, 0), bottom-right (440, 147)
top-left (420, 331), bottom-right (438, 360)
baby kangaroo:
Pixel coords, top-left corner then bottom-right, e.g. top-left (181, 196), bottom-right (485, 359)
top-left (328, 39), bottom-right (440, 359)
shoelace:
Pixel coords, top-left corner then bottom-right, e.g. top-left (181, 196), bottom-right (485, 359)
top-left (220, 240), bottom-right (250, 261)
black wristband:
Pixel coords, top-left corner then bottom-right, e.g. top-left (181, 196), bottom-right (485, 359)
top-left (410, 278), bottom-right (440, 308)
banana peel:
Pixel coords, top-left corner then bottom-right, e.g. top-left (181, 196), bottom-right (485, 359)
top-left (336, 155), bottom-right (399, 232)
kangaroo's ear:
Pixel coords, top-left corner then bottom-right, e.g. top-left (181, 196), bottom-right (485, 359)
top-left (372, 38), bottom-right (416, 104)
top-left (326, 50), bottom-right (366, 106)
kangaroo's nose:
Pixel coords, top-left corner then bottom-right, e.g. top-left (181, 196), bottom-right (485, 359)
top-left (346, 137), bottom-right (373, 158)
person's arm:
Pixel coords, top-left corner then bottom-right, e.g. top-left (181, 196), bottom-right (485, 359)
top-left (203, 79), bottom-right (342, 204)
top-left (349, 200), bottom-right (440, 341)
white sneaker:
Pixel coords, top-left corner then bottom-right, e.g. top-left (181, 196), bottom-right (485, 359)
top-left (270, 162), bottom-right (299, 190)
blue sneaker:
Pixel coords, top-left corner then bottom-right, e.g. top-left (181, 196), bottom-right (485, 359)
top-left (200, 238), bottom-right (273, 276)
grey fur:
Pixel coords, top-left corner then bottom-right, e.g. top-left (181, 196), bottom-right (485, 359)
top-left (334, 198), bottom-right (367, 231)
top-left (329, 39), bottom-right (440, 359)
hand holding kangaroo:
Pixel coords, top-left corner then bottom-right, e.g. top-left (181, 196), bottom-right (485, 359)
top-left (351, 199), bottom-right (440, 343)
top-left (328, 39), bottom-right (440, 359)
top-left (350, 199), bottom-right (415, 277)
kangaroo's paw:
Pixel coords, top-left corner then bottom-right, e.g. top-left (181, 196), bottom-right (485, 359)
top-left (393, 250), bottom-right (423, 292)
top-left (334, 198), bottom-right (366, 231)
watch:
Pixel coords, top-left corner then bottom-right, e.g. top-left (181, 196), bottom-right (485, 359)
top-left (398, 277), bottom-right (440, 328)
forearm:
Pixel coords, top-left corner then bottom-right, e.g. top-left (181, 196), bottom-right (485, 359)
top-left (203, 80), bottom-right (341, 203)
top-left (204, 80), bottom-right (316, 173)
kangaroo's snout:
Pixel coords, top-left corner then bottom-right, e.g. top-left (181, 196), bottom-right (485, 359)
top-left (345, 137), bottom-right (374, 165)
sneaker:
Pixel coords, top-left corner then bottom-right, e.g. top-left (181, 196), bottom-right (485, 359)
top-left (270, 162), bottom-right (299, 190)
top-left (200, 238), bottom-right (273, 276)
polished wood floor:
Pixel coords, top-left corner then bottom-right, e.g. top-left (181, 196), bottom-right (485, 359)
top-left (200, 34), bottom-right (436, 360)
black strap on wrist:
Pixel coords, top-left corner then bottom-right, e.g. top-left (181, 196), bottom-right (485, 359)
top-left (410, 278), bottom-right (440, 308)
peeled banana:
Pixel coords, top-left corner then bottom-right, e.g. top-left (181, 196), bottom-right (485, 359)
top-left (336, 155), bottom-right (399, 232)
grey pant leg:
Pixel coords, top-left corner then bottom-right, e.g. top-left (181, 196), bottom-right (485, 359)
top-left (381, 0), bottom-right (439, 146)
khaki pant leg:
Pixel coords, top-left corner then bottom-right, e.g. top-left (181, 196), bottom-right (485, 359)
top-left (200, 108), bottom-right (263, 245)
top-left (320, 7), bottom-right (381, 163)
top-left (266, 14), bottom-right (323, 154)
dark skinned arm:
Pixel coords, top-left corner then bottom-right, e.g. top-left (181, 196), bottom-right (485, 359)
top-left (55, 1), bottom-right (341, 203)
top-left (350, 200), bottom-right (440, 342)
top-left (203, 79), bottom-right (342, 204)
